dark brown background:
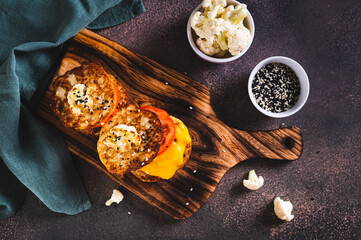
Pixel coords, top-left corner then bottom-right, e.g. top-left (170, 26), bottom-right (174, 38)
top-left (1, 0), bottom-right (360, 239)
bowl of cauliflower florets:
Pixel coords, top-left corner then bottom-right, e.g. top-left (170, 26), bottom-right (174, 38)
top-left (187, 0), bottom-right (255, 63)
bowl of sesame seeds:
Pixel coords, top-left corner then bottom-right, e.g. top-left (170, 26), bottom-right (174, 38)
top-left (248, 56), bottom-right (309, 118)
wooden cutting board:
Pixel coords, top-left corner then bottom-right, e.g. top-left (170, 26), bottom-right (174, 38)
top-left (36, 29), bottom-right (303, 220)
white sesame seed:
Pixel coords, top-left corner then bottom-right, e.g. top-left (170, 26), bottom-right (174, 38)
top-left (189, 106), bottom-right (193, 110)
top-left (128, 212), bottom-right (131, 215)
top-left (165, 82), bottom-right (169, 85)
top-left (190, 188), bottom-right (193, 191)
top-left (193, 170), bottom-right (197, 173)
top-left (185, 203), bottom-right (189, 206)
top-left (223, 150), bottom-right (226, 153)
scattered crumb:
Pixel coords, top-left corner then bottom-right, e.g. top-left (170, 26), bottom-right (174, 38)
top-left (243, 170), bottom-right (264, 190)
top-left (274, 197), bottom-right (294, 221)
top-left (105, 189), bottom-right (124, 206)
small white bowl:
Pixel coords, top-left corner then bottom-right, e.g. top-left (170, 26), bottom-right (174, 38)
top-left (248, 56), bottom-right (310, 118)
top-left (187, 0), bottom-right (255, 63)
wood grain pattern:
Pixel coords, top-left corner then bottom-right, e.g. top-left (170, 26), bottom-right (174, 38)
top-left (36, 29), bottom-right (303, 220)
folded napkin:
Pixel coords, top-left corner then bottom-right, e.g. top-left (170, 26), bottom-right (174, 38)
top-left (0, 0), bottom-right (145, 220)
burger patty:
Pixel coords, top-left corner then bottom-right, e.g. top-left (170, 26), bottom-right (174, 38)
top-left (97, 104), bottom-right (163, 179)
top-left (49, 63), bottom-right (128, 129)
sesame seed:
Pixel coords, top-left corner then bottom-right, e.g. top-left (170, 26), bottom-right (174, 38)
top-left (189, 106), bottom-right (193, 110)
top-left (185, 203), bottom-right (189, 206)
top-left (252, 63), bottom-right (300, 112)
top-left (193, 170), bottom-right (197, 173)
top-left (190, 188), bottom-right (193, 191)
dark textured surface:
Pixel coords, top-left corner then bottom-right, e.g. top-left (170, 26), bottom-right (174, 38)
top-left (1, 0), bottom-right (360, 239)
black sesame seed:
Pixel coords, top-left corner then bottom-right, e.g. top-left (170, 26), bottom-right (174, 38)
top-left (252, 63), bottom-right (300, 113)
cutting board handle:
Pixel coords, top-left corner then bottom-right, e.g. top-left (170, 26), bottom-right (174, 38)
top-left (231, 127), bottom-right (303, 163)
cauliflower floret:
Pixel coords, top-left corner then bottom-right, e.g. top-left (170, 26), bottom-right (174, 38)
top-left (243, 169), bottom-right (264, 190)
top-left (204, 18), bottom-right (230, 38)
top-left (274, 197), bottom-right (294, 221)
top-left (221, 4), bottom-right (248, 28)
top-left (203, 18), bottom-right (232, 51)
top-left (196, 38), bottom-right (222, 56)
top-left (105, 189), bottom-right (124, 206)
top-left (191, 11), bottom-right (210, 38)
top-left (227, 26), bottom-right (251, 55)
top-left (202, 0), bottom-right (227, 19)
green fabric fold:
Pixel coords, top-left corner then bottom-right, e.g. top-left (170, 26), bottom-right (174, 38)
top-left (0, 0), bottom-right (145, 220)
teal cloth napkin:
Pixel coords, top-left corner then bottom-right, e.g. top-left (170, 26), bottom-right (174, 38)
top-left (0, 0), bottom-right (145, 220)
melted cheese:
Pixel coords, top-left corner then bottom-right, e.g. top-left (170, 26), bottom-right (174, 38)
top-left (67, 74), bottom-right (77, 85)
top-left (104, 124), bottom-right (141, 153)
top-left (67, 84), bottom-right (94, 115)
top-left (139, 116), bottom-right (191, 179)
top-left (56, 87), bottom-right (66, 100)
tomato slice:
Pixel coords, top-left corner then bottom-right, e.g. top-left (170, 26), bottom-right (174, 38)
top-left (140, 106), bottom-right (176, 156)
top-left (91, 80), bottom-right (120, 129)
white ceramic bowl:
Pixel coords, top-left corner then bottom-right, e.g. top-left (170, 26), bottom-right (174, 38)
top-left (187, 0), bottom-right (255, 63)
top-left (248, 56), bottom-right (310, 118)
